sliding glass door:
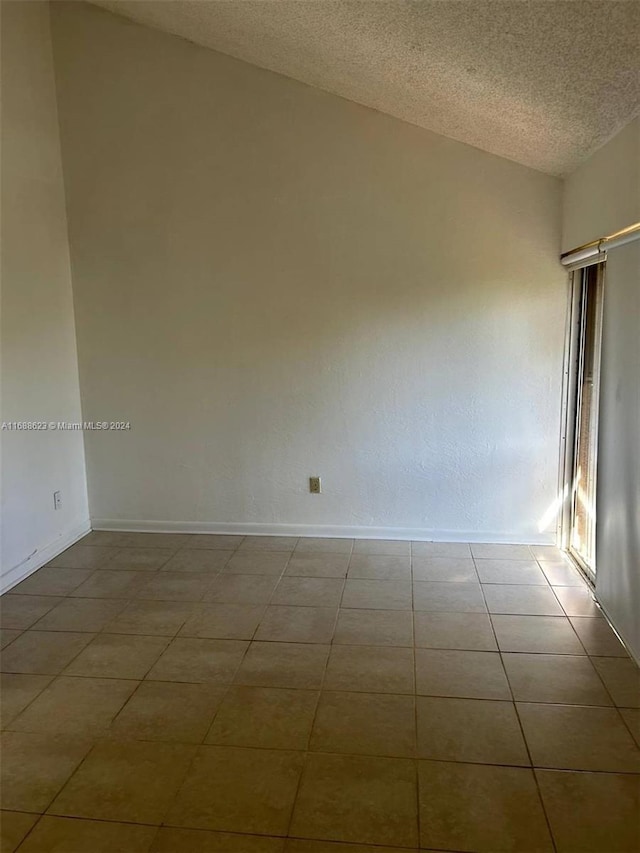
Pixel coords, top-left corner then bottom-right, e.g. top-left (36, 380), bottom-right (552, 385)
top-left (563, 262), bottom-right (605, 580)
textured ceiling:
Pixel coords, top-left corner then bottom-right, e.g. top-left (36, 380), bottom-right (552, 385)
top-left (88, 0), bottom-right (640, 175)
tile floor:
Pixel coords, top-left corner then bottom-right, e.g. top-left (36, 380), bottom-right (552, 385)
top-left (1, 533), bottom-right (639, 852)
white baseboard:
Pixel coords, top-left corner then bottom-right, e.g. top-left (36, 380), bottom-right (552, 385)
top-left (90, 518), bottom-right (556, 546)
top-left (1, 517), bottom-right (91, 594)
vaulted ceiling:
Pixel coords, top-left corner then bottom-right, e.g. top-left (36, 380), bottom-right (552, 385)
top-left (89, 0), bottom-right (640, 175)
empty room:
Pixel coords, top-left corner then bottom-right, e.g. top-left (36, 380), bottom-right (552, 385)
top-left (1, 0), bottom-right (639, 850)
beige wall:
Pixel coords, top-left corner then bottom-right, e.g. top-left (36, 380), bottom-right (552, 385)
top-left (51, 2), bottom-right (567, 542)
top-left (1, 1), bottom-right (89, 588)
top-left (563, 117), bottom-right (640, 661)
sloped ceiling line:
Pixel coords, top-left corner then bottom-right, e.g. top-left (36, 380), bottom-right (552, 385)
top-left (88, 0), bottom-right (640, 175)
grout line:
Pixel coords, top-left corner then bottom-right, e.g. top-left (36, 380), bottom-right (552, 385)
top-left (4, 719), bottom-right (639, 775)
top-left (283, 592), bottom-right (336, 839)
top-left (6, 813), bottom-right (44, 851)
top-left (4, 655), bottom-right (629, 713)
top-left (586, 652), bottom-right (638, 734)
top-left (1, 672), bottom-right (56, 728)
top-left (412, 582), bottom-right (421, 847)
top-left (481, 581), bottom-right (559, 853)
top-left (617, 706), bottom-right (640, 748)
top-left (6, 556), bottom-right (640, 707)
top-left (1, 626), bottom-right (635, 656)
top-left (32, 733), bottom-right (97, 819)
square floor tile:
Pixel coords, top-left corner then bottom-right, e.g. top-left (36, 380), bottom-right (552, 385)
top-left (205, 686), bottom-right (318, 750)
top-left (483, 584), bottom-right (564, 616)
top-left (185, 534), bottom-right (245, 550)
top-left (285, 554), bottom-right (350, 578)
top-left (411, 541), bottom-right (471, 558)
top-left (205, 575), bottom-right (279, 605)
top-left (68, 570), bottom-right (149, 599)
top-left (502, 653), bottom-right (612, 705)
top-left (239, 536), bottom-right (298, 552)
top-left (147, 638), bottom-right (248, 684)
top-left (17, 816), bottom-right (157, 853)
top-left (132, 572), bottom-right (212, 602)
top-left (341, 579), bottom-right (411, 610)
top-left (284, 839), bottom-right (411, 853)
top-left (64, 634), bottom-right (169, 679)
top-left (0, 811), bottom-right (39, 852)
top-left (310, 691), bottom-right (416, 757)
top-left (569, 617), bottom-right (629, 656)
top-left (102, 548), bottom-right (174, 571)
top-left (553, 586), bottom-right (600, 617)
top-left (167, 745), bottom-right (304, 834)
top-left (352, 540), bottom-right (411, 557)
top-left (152, 827), bottom-right (285, 852)
top-left (529, 545), bottom-right (564, 562)
top-left (49, 545), bottom-right (119, 569)
top-left (290, 752), bottom-right (418, 847)
top-left (10, 569), bottom-right (94, 597)
top-left (180, 603), bottom-right (265, 640)
top-left (470, 544), bottom-right (533, 560)
top-left (491, 615), bottom-right (584, 654)
top-left (474, 560), bottom-right (547, 585)
top-left (347, 555), bottom-right (411, 580)
top-left (49, 739), bottom-right (195, 824)
top-left (590, 656), bottom-right (640, 707)
top-left (109, 681), bottom-right (225, 743)
top-left (333, 609), bottom-right (413, 647)
top-left (32, 598), bottom-right (127, 633)
top-left (1, 596), bottom-right (62, 630)
top-left (271, 577), bottom-right (344, 607)
top-left (418, 760), bottom-right (553, 852)
top-left (536, 769), bottom-right (640, 853)
top-left (1, 673), bottom-right (53, 728)
top-left (162, 549), bottom-right (233, 573)
top-left (234, 642), bottom-right (329, 689)
top-left (411, 557), bottom-right (477, 583)
top-left (540, 561), bottom-right (587, 586)
top-left (223, 552), bottom-right (290, 576)
top-left (1, 631), bottom-right (93, 675)
top-left (518, 703), bottom-right (640, 772)
top-left (412, 582), bottom-right (486, 613)
top-left (416, 696), bottom-right (529, 765)
top-left (255, 606), bottom-right (337, 643)
top-left (76, 531), bottom-right (127, 547)
top-left (105, 532), bottom-right (189, 550)
top-left (414, 612), bottom-right (496, 650)
top-left (1, 732), bottom-right (92, 812)
top-left (324, 645), bottom-right (414, 694)
top-left (295, 538), bottom-right (353, 554)
top-left (106, 600), bottom-right (195, 636)
top-left (415, 649), bottom-right (510, 699)
top-left (8, 676), bottom-right (136, 736)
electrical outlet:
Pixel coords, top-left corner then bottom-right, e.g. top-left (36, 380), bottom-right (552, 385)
top-left (53, 490), bottom-right (62, 510)
top-left (309, 477), bottom-right (321, 494)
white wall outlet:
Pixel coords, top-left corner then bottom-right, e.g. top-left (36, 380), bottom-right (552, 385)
top-left (53, 490), bottom-right (62, 510)
top-left (309, 476), bottom-right (321, 494)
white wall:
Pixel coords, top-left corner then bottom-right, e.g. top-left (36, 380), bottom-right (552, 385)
top-left (563, 117), bottom-right (640, 661)
top-left (51, 2), bottom-right (567, 543)
top-left (0, 0), bottom-right (90, 590)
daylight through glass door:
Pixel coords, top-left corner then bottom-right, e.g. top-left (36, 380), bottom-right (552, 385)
top-left (568, 262), bottom-right (604, 579)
